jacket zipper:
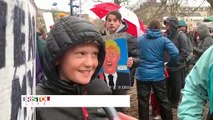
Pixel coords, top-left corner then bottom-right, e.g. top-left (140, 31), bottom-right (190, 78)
top-left (76, 85), bottom-right (89, 120)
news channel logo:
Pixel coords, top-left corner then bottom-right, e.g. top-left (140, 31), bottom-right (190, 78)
top-left (22, 95), bottom-right (50, 106)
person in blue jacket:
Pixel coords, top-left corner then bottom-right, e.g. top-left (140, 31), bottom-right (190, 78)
top-left (136, 20), bottom-right (179, 120)
top-left (178, 45), bottom-right (213, 120)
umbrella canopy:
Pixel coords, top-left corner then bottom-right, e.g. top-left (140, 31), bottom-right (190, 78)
top-left (90, 2), bottom-right (145, 37)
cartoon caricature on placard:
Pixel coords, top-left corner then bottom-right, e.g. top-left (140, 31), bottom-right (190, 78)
top-left (99, 33), bottom-right (130, 90)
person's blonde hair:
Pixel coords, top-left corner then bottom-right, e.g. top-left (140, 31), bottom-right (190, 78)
top-left (105, 40), bottom-right (120, 54)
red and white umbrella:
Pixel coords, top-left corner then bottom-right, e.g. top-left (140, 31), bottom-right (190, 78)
top-left (90, 2), bottom-right (145, 37)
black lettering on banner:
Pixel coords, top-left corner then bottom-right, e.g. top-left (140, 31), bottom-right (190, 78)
top-left (28, 14), bottom-right (36, 61)
top-left (32, 16), bottom-right (36, 59)
top-left (11, 5), bottom-right (27, 120)
top-left (27, 70), bottom-right (33, 92)
top-left (11, 69), bottom-right (32, 119)
top-left (22, 74), bottom-right (27, 119)
top-left (13, 6), bottom-right (26, 67)
top-left (11, 74), bottom-right (22, 120)
top-left (22, 75), bottom-right (27, 95)
top-left (0, 1), bottom-right (7, 68)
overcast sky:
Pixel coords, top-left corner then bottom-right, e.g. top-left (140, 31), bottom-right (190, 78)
top-left (34, 0), bottom-right (210, 15)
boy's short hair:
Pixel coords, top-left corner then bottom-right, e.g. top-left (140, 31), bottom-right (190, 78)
top-left (105, 11), bottom-right (122, 21)
top-left (147, 20), bottom-right (161, 30)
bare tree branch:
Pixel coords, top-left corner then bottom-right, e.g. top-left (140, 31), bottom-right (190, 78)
top-left (114, 0), bottom-right (130, 5)
top-left (207, 0), bottom-right (213, 9)
top-left (149, 0), bottom-right (168, 19)
top-left (179, 0), bottom-right (206, 17)
top-left (114, 0), bottom-right (121, 5)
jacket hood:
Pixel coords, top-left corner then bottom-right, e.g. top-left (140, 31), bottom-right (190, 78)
top-left (165, 27), bottom-right (178, 40)
top-left (116, 21), bottom-right (128, 33)
top-left (164, 16), bottom-right (178, 28)
top-left (43, 16), bottom-right (105, 93)
top-left (196, 24), bottom-right (210, 40)
top-left (144, 29), bottom-right (162, 39)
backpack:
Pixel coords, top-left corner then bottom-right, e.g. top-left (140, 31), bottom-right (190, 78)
top-left (174, 31), bottom-right (193, 62)
top-left (176, 31), bottom-right (193, 52)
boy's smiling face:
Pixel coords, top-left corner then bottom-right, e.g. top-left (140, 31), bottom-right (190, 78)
top-left (58, 43), bottom-right (99, 85)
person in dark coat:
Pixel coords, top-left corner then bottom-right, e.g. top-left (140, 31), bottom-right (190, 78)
top-left (136, 19), bottom-right (179, 120)
top-left (36, 16), bottom-right (109, 120)
top-left (178, 20), bottom-right (194, 75)
top-left (193, 24), bottom-right (213, 60)
top-left (164, 16), bottom-right (189, 108)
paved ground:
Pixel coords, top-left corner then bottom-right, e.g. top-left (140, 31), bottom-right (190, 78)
top-left (124, 82), bottom-right (209, 120)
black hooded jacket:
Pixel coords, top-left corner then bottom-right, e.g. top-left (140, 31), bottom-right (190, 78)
top-left (36, 16), bottom-right (108, 120)
top-left (164, 17), bottom-right (189, 71)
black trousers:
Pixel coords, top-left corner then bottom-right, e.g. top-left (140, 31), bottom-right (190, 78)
top-left (136, 80), bottom-right (173, 120)
top-left (167, 67), bottom-right (185, 108)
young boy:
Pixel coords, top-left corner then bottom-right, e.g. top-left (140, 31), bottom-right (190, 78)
top-left (36, 16), bottom-right (138, 120)
top-left (103, 11), bottom-right (140, 112)
top-left (36, 16), bottom-right (109, 120)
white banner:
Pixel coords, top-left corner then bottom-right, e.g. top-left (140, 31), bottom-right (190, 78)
top-left (0, 0), bottom-right (36, 119)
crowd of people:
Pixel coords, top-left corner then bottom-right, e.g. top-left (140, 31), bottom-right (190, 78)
top-left (36, 10), bottom-right (213, 120)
